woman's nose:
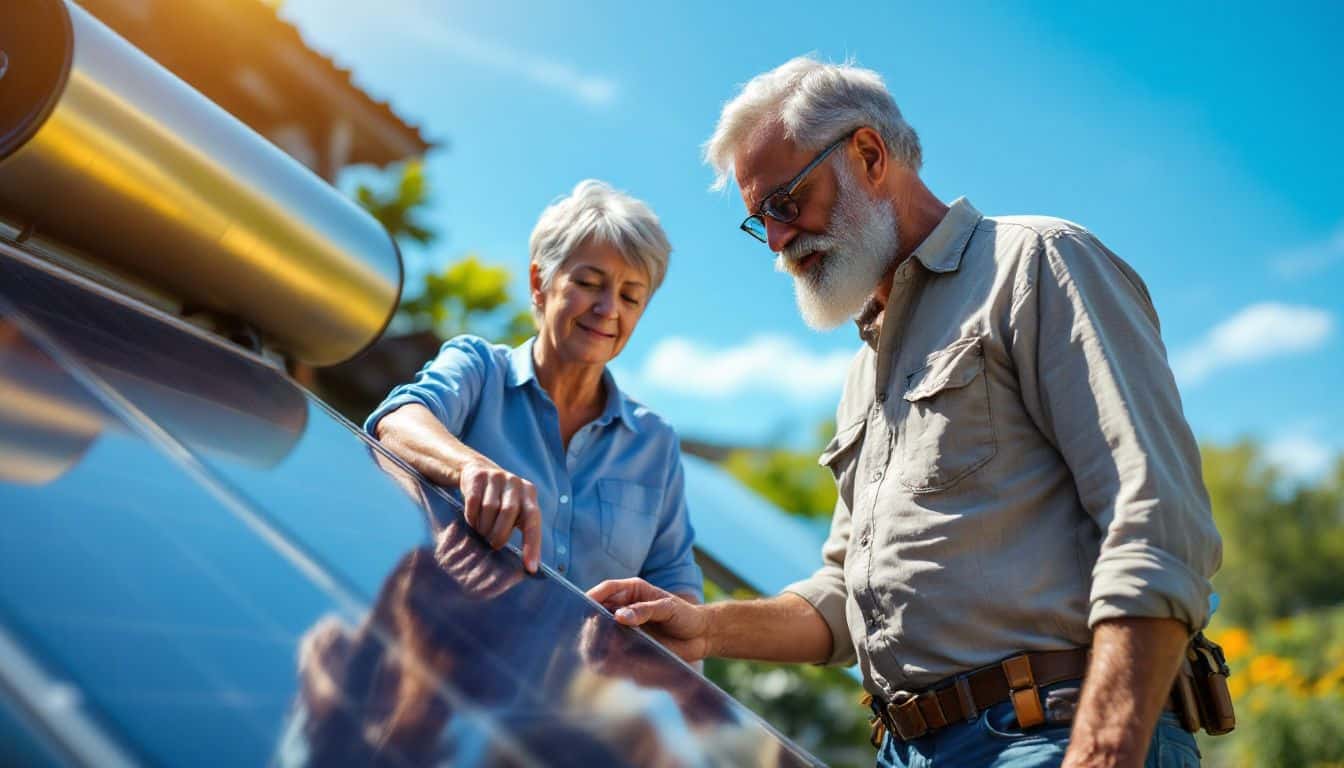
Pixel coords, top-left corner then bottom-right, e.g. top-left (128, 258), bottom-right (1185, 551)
top-left (592, 292), bottom-right (618, 318)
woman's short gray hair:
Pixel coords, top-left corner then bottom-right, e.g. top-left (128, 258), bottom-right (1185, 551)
top-left (704, 55), bottom-right (922, 191)
top-left (529, 179), bottom-right (672, 298)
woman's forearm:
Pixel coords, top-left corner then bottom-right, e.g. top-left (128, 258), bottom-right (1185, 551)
top-left (375, 403), bottom-right (492, 486)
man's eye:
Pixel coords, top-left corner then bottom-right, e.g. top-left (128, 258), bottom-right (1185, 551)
top-left (622, 295), bottom-right (642, 305)
top-left (576, 280), bottom-right (599, 289)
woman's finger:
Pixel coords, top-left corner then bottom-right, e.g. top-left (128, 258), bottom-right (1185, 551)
top-left (475, 472), bottom-right (505, 544)
top-left (488, 479), bottom-right (522, 549)
top-left (518, 484), bottom-right (542, 573)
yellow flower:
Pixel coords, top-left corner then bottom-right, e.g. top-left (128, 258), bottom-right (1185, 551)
top-left (1312, 661), bottom-right (1344, 698)
top-left (1211, 627), bottom-right (1252, 663)
top-left (1248, 654), bottom-right (1297, 687)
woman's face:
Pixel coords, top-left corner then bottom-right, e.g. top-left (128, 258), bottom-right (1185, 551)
top-left (533, 240), bottom-right (650, 367)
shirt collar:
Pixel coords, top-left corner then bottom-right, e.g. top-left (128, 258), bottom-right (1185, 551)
top-left (910, 196), bottom-right (982, 274)
top-left (507, 337), bottom-right (640, 433)
top-left (507, 337), bottom-right (538, 388)
top-left (852, 197), bottom-right (982, 347)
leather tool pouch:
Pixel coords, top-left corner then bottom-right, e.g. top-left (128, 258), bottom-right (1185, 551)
top-left (1172, 632), bottom-right (1236, 735)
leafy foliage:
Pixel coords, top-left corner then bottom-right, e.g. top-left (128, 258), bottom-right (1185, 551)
top-left (1203, 441), bottom-right (1344, 625)
top-left (354, 159), bottom-right (436, 248)
top-left (354, 160), bottom-right (533, 347)
top-left (721, 420), bottom-right (837, 518)
top-left (398, 255), bottom-right (535, 345)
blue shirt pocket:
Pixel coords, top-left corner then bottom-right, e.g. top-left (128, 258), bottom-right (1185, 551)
top-left (597, 479), bottom-right (661, 572)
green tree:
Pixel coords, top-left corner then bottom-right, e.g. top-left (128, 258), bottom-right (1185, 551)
top-left (721, 419), bottom-right (837, 518)
top-left (1202, 441), bottom-right (1344, 626)
top-left (354, 160), bottom-right (533, 346)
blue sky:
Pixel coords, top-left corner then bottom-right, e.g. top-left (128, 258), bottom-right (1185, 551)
top-left (281, 0), bottom-right (1344, 477)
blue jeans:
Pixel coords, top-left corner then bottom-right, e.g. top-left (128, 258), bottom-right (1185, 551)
top-left (875, 683), bottom-right (1201, 768)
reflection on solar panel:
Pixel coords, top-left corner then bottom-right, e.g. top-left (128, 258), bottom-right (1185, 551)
top-left (0, 242), bottom-right (824, 767)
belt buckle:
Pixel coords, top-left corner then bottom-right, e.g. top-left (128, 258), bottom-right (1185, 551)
top-left (886, 692), bottom-right (929, 741)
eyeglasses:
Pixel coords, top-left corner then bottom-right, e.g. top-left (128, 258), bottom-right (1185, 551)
top-left (740, 132), bottom-right (853, 244)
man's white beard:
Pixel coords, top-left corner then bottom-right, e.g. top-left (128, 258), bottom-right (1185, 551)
top-left (776, 162), bottom-right (900, 331)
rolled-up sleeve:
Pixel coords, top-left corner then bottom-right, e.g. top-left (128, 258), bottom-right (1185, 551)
top-left (783, 496), bottom-right (856, 666)
top-left (363, 336), bottom-right (489, 437)
top-left (1011, 229), bottom-right (1222, 631)
top-left (639, 438), bottom-right (705, 601)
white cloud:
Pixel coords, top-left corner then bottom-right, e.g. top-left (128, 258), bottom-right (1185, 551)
top-left (397, 7), bottom-right (617, 108)
top-left (1173, 303), bottom-right (1333, 387)
top-left (633, 335), bottom-right (855, 401)
top-left (1264, 433), bottom-right (1335, 482)
top-left (1271, 226), bottom-right (1344, 279)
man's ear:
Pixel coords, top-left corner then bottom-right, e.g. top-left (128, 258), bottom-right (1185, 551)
top-left (852, 127), bottom-right (888, 187)
top-left (529, 261), bottom-right (545, 311)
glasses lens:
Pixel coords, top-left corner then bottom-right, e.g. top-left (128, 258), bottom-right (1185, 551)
top-left (741, 215), bottom-right (768, 243)
top-left (762, 193), bottom-right (799, 223)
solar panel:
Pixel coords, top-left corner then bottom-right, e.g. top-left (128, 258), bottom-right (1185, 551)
top-left (0, 243), bottom-right (824, 767)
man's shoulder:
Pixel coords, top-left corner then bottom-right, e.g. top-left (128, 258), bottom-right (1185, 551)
top-left (980, 214), bottom-right (1095, 249)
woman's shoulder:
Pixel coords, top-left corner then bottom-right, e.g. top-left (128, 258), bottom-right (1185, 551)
top-left (615, 392), bottom-right (680, 447)
top-left (431, 334), bottom-right (517, 372)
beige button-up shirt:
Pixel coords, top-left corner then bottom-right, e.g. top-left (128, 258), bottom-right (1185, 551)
top-left (784, 198), bottom-right (1221, 698)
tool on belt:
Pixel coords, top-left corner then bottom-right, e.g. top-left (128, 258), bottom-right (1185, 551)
top-left (861, 635), bottom-right (1235, 748)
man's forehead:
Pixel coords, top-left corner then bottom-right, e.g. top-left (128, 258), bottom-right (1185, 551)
top-left (733, 122), bottom-right (808, 206)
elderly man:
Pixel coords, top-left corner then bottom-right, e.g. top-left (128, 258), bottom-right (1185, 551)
top-left (589, 57), bottom-right (1221, 767)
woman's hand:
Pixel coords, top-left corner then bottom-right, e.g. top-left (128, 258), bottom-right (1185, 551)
top-left (376, 404), bottom-right (542, 573)
top-left (459, 460), bottom-right (542, 573)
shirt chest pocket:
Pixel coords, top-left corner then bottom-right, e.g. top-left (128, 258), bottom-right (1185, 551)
top-left (897, 336), bottom-right (997, 492)
top-left (597, 479), bottom-right (661, 572)
top-left (819, 417), bottom-right (867, 504)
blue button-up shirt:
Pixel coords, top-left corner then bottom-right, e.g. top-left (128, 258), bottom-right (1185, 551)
top-left (365, 335), bottom-right (703, 598)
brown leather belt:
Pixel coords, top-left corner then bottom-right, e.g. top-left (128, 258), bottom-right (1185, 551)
top-left (865, 648), bottom-right (1179, 746)
top-left (866, 649), bottom-right (1087, 744)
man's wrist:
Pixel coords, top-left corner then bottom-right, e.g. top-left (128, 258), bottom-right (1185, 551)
top-left (699, 601), bottom-right (723, 660)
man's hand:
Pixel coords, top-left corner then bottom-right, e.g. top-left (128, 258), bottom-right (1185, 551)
top-left (458, 460), bottom-right (541, 573)
top-left (1063, 617), bottom-right (1190, 768)
top-left (587, 578), bottom-right (711, 663)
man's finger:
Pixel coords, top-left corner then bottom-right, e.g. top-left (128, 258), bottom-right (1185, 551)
top-left (587, 578), bottom-right (653, 606)
top-left (614, 597), bottom-right (681, 628)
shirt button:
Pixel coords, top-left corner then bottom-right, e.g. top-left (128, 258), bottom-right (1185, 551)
top-left (558, 564), bottom-right (566, 572)
top-left (871, 469), bottom-right (884, 482)
top-left (876, 392), bottom-right (887, 403)
top-left (557, 544), bottom-right (567, 555)
top-left (559, 494), bottom-right (569, 504)
top-left (860, 534), bottom-right (871, 547)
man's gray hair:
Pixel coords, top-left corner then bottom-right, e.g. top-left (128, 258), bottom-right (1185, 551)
top-left (704, 56), bottom-right (922, 191)
top-left (530, 179), bottom-right (671, 299)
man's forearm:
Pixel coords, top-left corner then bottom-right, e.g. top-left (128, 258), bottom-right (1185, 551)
top-left (1064, 617), bottom-right (1190, 768)
top-left (704, 593), bottom-right (833, 664)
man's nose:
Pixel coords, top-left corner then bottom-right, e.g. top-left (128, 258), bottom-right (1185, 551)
top-left (764, 218), bottom-right (797, 253)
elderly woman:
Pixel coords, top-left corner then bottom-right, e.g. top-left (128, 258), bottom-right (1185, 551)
top-left (365, 180), bottom-right (701, 603)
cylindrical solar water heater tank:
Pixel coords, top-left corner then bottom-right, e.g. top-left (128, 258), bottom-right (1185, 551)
top-left (0, 0), bottom-right (402, 366)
